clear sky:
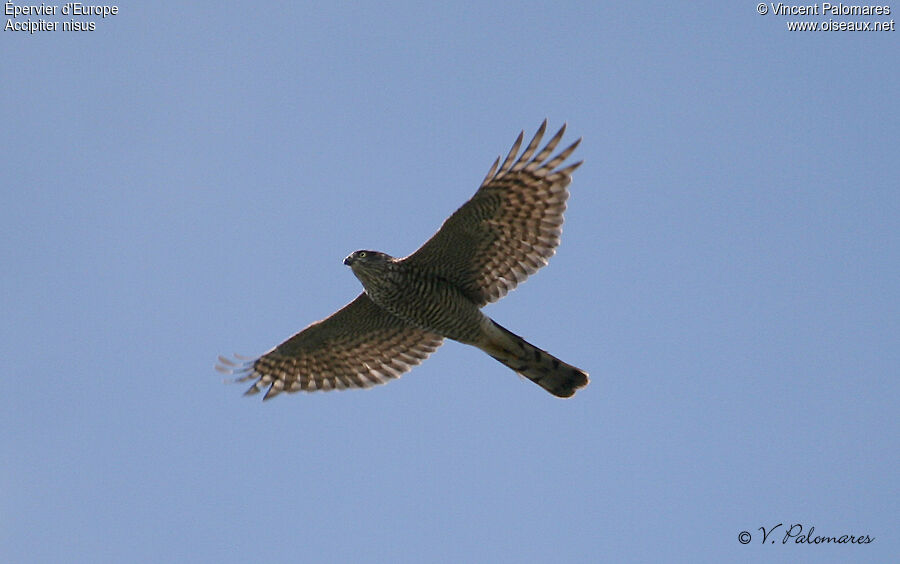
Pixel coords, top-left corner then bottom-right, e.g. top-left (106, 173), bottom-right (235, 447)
top-left (2, 2), bottom-right (897, 563)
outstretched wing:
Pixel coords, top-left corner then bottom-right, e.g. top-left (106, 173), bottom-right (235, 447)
top-left (402, 120), bottom-right (581, 306)
top-left (216, 293), bottom-right (444, 399)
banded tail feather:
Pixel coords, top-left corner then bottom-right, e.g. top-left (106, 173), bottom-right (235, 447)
top-left (481, 320), bottom-right (589, 398)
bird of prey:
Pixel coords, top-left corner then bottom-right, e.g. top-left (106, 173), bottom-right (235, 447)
top-left (217, 120), bottom-right (589, 399)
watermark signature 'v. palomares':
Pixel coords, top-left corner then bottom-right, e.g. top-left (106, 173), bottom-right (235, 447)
top-left (738, 523), bottom-right (875, 545)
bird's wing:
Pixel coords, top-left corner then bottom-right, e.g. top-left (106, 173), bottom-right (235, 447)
top-left (402, 120), bottom-right (581, 306)
top-left (216, 293), bottom-right (444, 399)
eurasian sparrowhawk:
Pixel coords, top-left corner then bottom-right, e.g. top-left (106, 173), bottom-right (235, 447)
top-left (217, 121), bottom-right (589, 398)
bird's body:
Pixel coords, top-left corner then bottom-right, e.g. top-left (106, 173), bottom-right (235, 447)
top-left (345, 251), bottom-right (487, 344)
top-left (217, 121), bottom-right (590, 399)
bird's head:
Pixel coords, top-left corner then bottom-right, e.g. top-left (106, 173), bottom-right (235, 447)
top-left (344, 250), bottom-right (398, 292)
top-left (343, 250), bottom-right (390, 267)
top-left (344, 249), bottom-right (395, 274)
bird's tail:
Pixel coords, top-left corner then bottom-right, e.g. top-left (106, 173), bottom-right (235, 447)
top-left (479, 320), bottom-right (589, 398)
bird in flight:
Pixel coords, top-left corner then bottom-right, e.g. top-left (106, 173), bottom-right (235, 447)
top-left (217, 120), bottom-right (589, 399)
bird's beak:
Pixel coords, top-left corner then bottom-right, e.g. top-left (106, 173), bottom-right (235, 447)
top-left (343, 254), bottom-right (354, 266)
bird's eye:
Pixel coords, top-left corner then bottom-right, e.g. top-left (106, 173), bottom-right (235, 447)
top-left (358, 251), bottom-right (367, 258)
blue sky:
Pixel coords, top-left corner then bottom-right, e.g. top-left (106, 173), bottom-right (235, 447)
top-left (2, 2), bottom-right (897, 563)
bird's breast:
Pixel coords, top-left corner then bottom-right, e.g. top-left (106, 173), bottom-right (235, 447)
top-left (365, 271), bottom-right (485, 343)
